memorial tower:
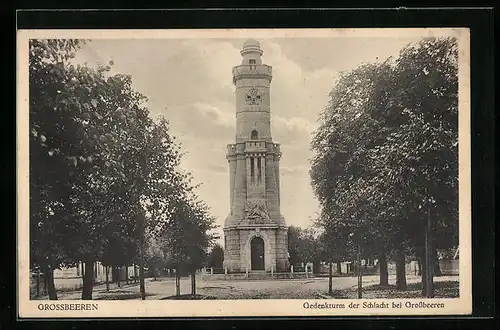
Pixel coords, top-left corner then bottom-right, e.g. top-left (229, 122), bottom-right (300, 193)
top-left (223, 39), bottom-right (288, 273)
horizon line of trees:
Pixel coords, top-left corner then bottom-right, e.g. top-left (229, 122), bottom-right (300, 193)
top-left (30, 39), bottom-right (218, 300)
top-left (286, 225), bottom-right (457, 272)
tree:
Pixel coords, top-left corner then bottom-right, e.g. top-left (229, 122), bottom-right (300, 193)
top-left (144, 236), bottom-right (167, 281)
top-left (365, 37), bottom-right (459, 292)
top-left (207, 244), bottom-right (224, 269)
top-left (287, 226), bottom-right (319, 267)
top-left (29, 39), bottom-right (89, 300)
top-left (158, 186), bottom-right (218, 296)
top-left (310, 60), bottom-right (395, 286)
top-left (300, 228), bottom-right (322, 269)
top-left (29, 39), bottom-right (148, 299)
top-left (310, 37), bottom-right (458, 294)
top-left (287, 226), bottom-right (303, 266)
top-left (59, 63), bottom-right (155, 300)
top-left (29, 39), bottom-right (193, 300)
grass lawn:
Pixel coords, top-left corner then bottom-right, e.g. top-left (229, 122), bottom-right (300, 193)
top-left (332, 280), bottom-right (459, 299)
top-left (95, 290), bottom-right (156, 300)
top-left (161, 294), bottom-right (216, 300)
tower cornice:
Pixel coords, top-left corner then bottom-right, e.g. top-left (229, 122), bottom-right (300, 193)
top-left (232, 64), bottom-right (272, 85)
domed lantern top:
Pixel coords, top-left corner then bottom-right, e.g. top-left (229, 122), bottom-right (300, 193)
top-left (240, 38), bottom-right (263, 64)
top-left (243, 38), bottom-right (261, 49)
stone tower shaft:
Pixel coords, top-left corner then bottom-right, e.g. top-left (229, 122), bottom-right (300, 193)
top-left (223, 39), bottom-right (288, 273)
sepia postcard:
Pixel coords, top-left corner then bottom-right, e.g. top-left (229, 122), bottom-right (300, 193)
top-left (17, 27), bottom-right (471, 318)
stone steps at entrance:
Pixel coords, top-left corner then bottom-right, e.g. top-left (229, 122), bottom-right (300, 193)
top-left (247, 271), bottom-right (311, 280)
top-left (247, 271), bottom-right (269, 280)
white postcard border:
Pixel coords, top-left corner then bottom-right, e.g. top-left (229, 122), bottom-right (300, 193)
top-left (17, 27), bottom-right (471, 318)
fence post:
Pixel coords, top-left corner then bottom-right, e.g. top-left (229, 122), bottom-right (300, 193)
top-left (271, 266), bottom-right (274, 277)
top-left (210, 267), bottom-right (213, 275)
top-left (245, 267), bottom-right (248, 278)
top-left (224, 267), bottom-right (227, 275)
top-left (290, 265), bottom-right (294, 279)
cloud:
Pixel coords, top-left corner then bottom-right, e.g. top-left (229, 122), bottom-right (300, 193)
top-left (72, 36), bottom-right (425, 244)
top-left (192, 102), bottom-right (236, 128)
top-left (206, 163), bottom-right (228, 174)
top-left (162, 103), bottom-right (233, 145)
top-left (273, 116), bottom-right (315, 137)
top-left (280, 164), bottom-right (309, 177)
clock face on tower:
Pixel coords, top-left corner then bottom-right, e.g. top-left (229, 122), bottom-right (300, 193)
top-left (245, 88), bottom-right (262, 105)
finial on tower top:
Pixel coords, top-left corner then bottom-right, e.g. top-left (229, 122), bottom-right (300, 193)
top-left (241, 38), bottom-right (263, 58)
top-left (243, 38), bottom-right (260, 49)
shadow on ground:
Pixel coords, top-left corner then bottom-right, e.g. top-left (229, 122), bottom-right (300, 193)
top-left (327, 280), bottom-right (459, 299)
top-left (95, 290), bottom-right (156, 300)
top-left (161, 294), bottom-right (216, 300)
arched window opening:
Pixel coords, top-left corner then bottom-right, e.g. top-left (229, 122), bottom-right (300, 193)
top-left (251, 130), bottom-right (259, 140)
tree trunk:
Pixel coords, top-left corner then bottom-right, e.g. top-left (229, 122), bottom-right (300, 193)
top-left (191, 271), bottom-right (196, 296)
top-left (417, 257), bottom-right (422, 276)
top-left (126, 265), bottom-right (129, 284)
top-left (336, 261), bottom-right (341, 274)
top-left (153, 267), bottom-right (157, 281)
top-left (424, 222), bottom-right (434, 298)
top-left (139, 263), bottom-right (146, 300)
top-left (433, 245), bottom-right (442, 276)
top-left (395, 250), bottom-right (407, 290)
top-left (379, 250), bottom-right (389, 287)
top-left (313, 259), bottom-right (321, 274)
top-left (419, 252), bottom-right (427, 295)
top-left (41, 264), bottom-right (58, 300)
top-left (82, 260), bottom-right (94, 300)
top-left (134, 264), bottom-right (138, 283)
top-left (357, 242), bottom-right (362, 299)
top-left (36, 271), bottom-right (41, 297)
top-left (137, 210), bottom-right (146, 300)
top-left (117, 267), bottom-right (121, 288)
top-left (175, 269), bottom-right (181, 296)
top-left (43, 272), bottom-right (48, 295)
top-left (105, 266), bottom-right (109, 292)
top-left (328, 262), bottom-right (333, 295)
top-left (424, 190), bottom-right (435, 298)
top-left (81, 262), bottom-right (85, 283)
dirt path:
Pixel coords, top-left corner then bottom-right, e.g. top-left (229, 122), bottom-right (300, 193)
top-left (33, 274), bottom-right (459, 300)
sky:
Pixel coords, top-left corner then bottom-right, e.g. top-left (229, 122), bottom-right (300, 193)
top-left (72, 34), bottom-right (427, 244)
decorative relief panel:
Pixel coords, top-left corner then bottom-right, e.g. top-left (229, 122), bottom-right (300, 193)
top-left (244, 199), bottom-right (270, 224)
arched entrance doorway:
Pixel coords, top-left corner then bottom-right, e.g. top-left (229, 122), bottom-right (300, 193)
top-left (250, 237), bottom-right (265, 270)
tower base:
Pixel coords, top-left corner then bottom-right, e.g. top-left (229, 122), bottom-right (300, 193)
top-left (223, 226), bottom-right (288, 273)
